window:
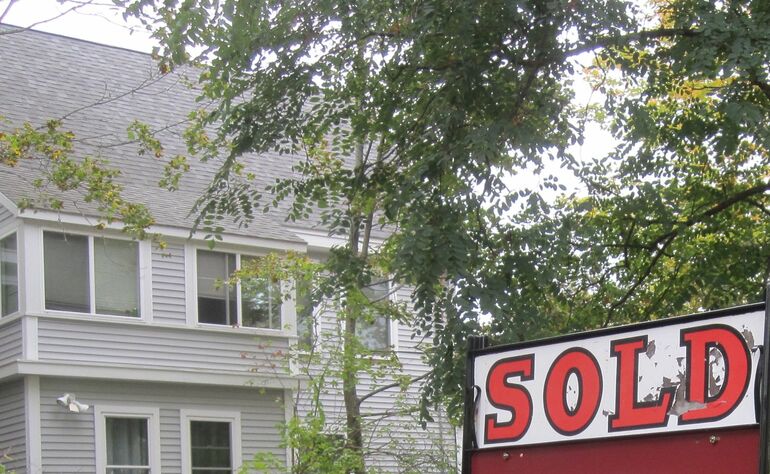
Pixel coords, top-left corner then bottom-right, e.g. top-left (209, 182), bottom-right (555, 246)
top-left (181, 410), bottom-right (242, 474)
top-left (43, 231), bottom-right (139, 317)
top-left (106, 418), bottom-right (149, 473)
top-left (196, 250), bottom-right (282, 329)
top-left (0, 233), bottom-right (18, 316)
top-left (295, 280), bottom-right (315, 347)
top-left (191, 421), bottom-right (232, 472)
top-left (95, 406), bottom-right (160, 474)
top-left (357, 280), bottom-right (391, 351)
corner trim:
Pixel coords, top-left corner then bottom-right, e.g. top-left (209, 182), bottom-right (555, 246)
top-left (284, 388), bottom-right (295, 469)
top-left (24, 375), bottom-right (42, 472)
top-left (22, 315), bottom-right (38, 360)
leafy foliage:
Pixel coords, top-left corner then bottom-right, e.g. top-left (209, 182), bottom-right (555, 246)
top-left (0, 117), bottom-right (159, 241)
top-left (119, 0), bottom-right (642, 423)
top-left (484, 0), bottom-right (770, 332)
top-left (119, 0), bottom-right (770, 465)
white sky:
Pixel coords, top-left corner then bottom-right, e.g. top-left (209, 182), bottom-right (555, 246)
top-left (1, 0), bottom-right (157, 52)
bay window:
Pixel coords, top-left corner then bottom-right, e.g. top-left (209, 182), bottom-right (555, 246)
top-left (196, 250), bottom-right (282, 329)
top-left (43, 231), bottom-right (140, 317)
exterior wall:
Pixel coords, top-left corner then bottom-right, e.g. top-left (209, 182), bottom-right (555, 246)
top-left (0, 379), bottom-right (26, 472)
top-left (0, 204), bottom-right (14, 230)
top-left (39, 376), bottom-right (286, 473)
top-left (36, 317), bottom-right (291, 376)
top-left (296, 285), bottom-right (458, 473)
top-left (151, 242), bottom-right (187, 325)
top-left (0, 319), bottom-right (22, 369)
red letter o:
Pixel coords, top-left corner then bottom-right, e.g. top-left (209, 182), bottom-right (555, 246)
top-left (544, 348), bottom-right (602, 435)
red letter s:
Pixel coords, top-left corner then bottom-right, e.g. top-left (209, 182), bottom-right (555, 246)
top-left (484, 355), bottom-right (535, 444)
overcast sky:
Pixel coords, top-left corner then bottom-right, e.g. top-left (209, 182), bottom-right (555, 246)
top-left (1, 0), bottom-right (157, 52)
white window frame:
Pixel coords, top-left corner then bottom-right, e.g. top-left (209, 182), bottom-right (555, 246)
top-left (0, 230), bottom-right (19, 318)
top-left (192, 248), bottom-right (290, 331)
top-left (41, 229), bottom-right (151, 320)
top-left (180, 409), bottom-right (242, 474)
top-left (357, 278), bottom-right (396, 351)
top-left (94, 405), bottom-right (161, 474)
top-left (294, 279), bottom-right (319, 348)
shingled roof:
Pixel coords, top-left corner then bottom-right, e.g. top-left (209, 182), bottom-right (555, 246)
top-left (0, 25), bottom-right (307, 244)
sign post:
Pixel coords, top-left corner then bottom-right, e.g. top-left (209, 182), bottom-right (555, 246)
top-left (760, 287), bottom-right (770, 473)
top-left (463, 303), bottom-right (768, 473)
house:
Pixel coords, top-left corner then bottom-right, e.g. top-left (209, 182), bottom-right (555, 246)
top-left (0, 27), bottom-right (458, 473)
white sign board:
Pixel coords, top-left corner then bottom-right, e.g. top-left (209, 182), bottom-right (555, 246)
top-left (473, 306), bottom-right (764, 448)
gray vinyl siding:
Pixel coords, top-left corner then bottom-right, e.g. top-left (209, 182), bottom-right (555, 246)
top-left (296, 293), bottom-right (458, 473)
top-left (151, 242), bottom-right (187, 325)
top-left (37, 318), bottom-right (291, 375)
top-left (0, 204), bottom-right (14, 229)
top-left (39, 377), bottom-right (286, 473)
top-left (0, 318), bottom-right (22, 368)
top-left (0, 379), bottom-right (26, 472)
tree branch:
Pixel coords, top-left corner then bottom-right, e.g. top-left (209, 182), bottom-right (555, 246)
top-left (357, 371), bottom-right (430, 408)
top-left (0, 0), bottom-right (19, 23)
top-left (604, 182), bottom-right (770, 326)
top-left (750, 79), bottom-right (770, 102)
top-left (0, 0), bottom-right (99, 36)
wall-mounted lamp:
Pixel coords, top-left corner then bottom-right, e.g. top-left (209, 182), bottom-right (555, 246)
top-left (56, 393), bottom-right (90, 413)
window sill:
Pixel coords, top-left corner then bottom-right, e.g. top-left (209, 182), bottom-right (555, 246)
top-left (0, 311), bottom-right (23, 326)
top-left (194, 322), bottom-right (296, 338)
top-left (42, 308), bottom-right (146, 324)
top-left (27, 311), bottom-right (297, 339)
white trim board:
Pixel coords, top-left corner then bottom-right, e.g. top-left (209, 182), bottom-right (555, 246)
top-left (18, 209), bottom-right (307, 251)
top-left (24, 375), bottom-right (42, 472)
top-left (16, 360), bottom-right (308, 389)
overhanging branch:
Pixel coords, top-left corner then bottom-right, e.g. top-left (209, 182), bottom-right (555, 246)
top-left (357, 371), bottom-right (430, 408)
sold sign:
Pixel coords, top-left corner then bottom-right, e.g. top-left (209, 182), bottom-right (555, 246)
top-left (473, 306), bottom-right (763, 448)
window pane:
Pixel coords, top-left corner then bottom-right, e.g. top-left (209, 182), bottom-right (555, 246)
top-left (295, 280), bottom-right (314, 346)
top-left (1, 233), bottom-right (18, 316)
top-left (357, 315), bottom-right (389, 351)
top-left (191, 421), bottom-right (231, 469)
top-left (95, 238), bottom-right (139, 316)
top-left (106, 417), bottom-right (149, 467)
top-left (358, 280), bottom-right (390, 351)
top-left (197, 251), bottom-right (236, 325)
top-left (44, 232), bottom-right (90, 312)
top-left (241, 256), bottom-right (281, 329)
top-left (106, 469), bottom-right (150, 474)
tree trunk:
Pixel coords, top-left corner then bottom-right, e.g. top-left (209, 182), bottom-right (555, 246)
top-left (342, 140), bottom-right (367, 474)
top-left (343, 306), bottom-right (365, 474)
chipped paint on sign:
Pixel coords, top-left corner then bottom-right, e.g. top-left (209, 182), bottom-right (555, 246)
top-left (474, 308), bottom-right (763, 448)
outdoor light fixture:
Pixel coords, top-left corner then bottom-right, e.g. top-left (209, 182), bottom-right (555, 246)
top-left (56, 393), bottom-right (90, 413)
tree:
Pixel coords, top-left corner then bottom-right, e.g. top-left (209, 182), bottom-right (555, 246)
top-left (476, 0), bottom-right (770, 332)
top-left (117, 0), bottom-right (770, 443)
top-left (117, 0), bottom-right (738, 470)
top-left (5, 0), bottom-right (769, 470)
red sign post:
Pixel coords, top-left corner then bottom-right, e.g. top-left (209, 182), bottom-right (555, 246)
top-left (462, 302), bottom-right (769, 473)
